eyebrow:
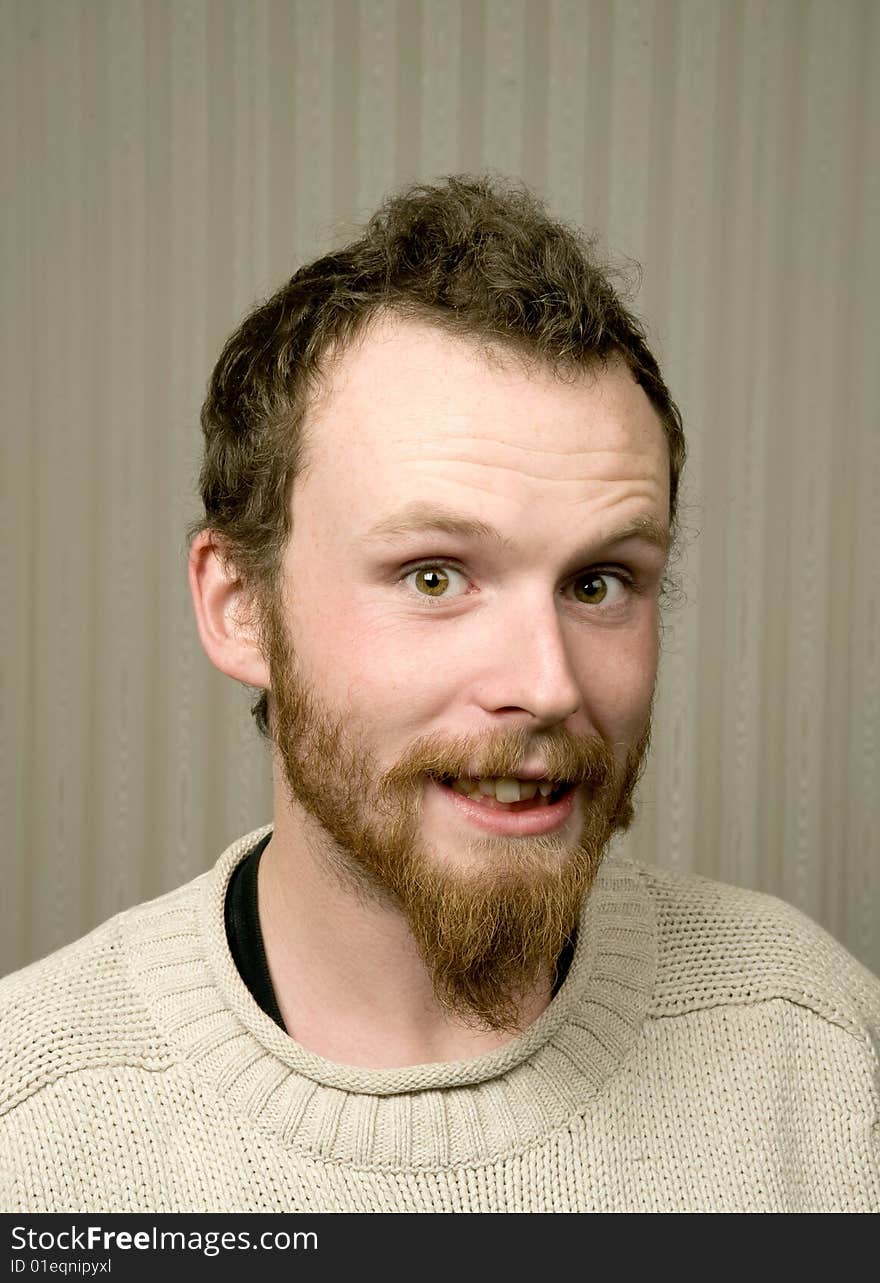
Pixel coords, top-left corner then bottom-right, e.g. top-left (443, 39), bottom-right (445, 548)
top-left (364, 502), bottom-right (671, 556)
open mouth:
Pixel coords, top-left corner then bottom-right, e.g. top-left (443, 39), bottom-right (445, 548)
top-left (433, 775), bottom-right (574, 813)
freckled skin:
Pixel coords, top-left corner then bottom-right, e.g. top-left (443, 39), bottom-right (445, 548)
top-left (284, 314), bottom-right (670, 788)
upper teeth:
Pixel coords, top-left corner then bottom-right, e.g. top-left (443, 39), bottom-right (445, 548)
top-left (449, 777), bottom-right (555, 802)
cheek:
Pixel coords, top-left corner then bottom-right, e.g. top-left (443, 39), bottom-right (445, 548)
top-left (571, 618), bottom-right (659, 735)
top-left (291, 596), bottom-right (461, 729)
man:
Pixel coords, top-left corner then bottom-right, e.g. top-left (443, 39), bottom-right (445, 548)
top-left (2, 177), bottom-right (878, 1213)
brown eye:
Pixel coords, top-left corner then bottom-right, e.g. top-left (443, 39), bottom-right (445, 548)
top-left (414, 567), bottom-right (451, 596)
top-left (573, 574), bottom-right (609, 605)
top-left (405, 564), bottom-right (469, 600)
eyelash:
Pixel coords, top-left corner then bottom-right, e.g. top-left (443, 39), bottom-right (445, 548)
top-left (399, 560), bottom-right (640, 608)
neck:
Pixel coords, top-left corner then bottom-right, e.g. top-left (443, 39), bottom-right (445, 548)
top-left (259, 801), bottom-right (555, 1069)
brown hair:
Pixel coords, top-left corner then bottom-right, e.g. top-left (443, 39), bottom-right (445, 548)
top-left (188, 175), bottom-right (686, 738)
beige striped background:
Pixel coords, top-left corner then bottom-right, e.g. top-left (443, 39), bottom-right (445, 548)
top-left (3, 0), bottom-right (878, 979)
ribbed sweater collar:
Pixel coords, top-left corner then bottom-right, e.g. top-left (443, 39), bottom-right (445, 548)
top-left (126, 825), bottom-right (657, 1168)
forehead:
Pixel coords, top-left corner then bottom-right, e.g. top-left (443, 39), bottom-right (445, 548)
top-left (295, 314), bottom-right (670, 541)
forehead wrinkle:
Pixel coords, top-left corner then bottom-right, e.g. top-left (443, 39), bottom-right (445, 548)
top-left (386, 475), bottom-right (664, 509)
top-left (412, 434), bottom-right (661, 460)
top-left (395, 439), bottom-right (660, 463)
top-left (393, 455), bottom-right (661, 484)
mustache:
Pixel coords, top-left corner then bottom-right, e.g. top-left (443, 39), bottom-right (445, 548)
top-left (380, 725), bottom-right (618, 794)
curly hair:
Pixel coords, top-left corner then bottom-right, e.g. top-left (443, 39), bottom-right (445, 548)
top-left (188, 175), bottom-right (686, 738)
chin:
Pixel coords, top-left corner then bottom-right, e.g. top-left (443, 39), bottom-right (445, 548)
top-left (417, 827), bottom-right (582, 887)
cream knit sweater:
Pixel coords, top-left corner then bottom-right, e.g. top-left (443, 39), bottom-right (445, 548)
top-left (2, 825), bottom-right (879, 1213)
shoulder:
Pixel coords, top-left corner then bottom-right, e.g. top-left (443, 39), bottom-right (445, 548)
top-left (0, 876), bottom-right (205, 1118)
top-left (634, 861), bottom-right (880, 1046)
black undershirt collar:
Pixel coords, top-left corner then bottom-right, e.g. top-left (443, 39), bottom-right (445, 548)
top-left (224, 832), bottom-right (283, 1027)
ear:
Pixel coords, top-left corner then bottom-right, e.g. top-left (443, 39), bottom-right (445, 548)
top-left (188, 530), bottom-right (271, 689)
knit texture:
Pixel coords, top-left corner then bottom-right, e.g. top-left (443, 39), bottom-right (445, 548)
top-left (2, 825), bottom-right (879, 1212)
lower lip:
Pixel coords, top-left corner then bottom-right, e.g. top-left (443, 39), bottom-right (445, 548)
top-left (430, 778), bottom-right (577, 836)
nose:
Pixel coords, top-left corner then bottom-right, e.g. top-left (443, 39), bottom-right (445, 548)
top-left (472, 592), bottom-right (582, 727)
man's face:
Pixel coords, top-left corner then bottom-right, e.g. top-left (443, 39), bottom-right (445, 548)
top-left (262, 315), bottom-right (670, 1032)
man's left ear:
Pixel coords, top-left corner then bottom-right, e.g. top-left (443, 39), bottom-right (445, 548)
top-left (187, 530), bottom-right (271, 689)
